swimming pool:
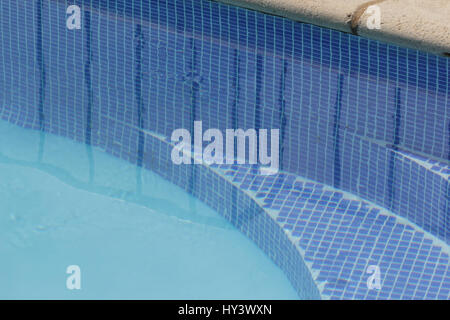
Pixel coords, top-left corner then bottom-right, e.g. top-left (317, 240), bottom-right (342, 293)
top-left (0, 0), bottom-right (448, 300)
top-left (0, 120), bottom-right (299, 299)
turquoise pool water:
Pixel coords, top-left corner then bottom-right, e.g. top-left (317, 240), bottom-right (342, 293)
top-left (0, 120), bottom-right (298, 299)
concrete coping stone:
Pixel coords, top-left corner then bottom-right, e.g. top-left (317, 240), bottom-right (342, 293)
top-left (215, 0), bottom-right (450, 57)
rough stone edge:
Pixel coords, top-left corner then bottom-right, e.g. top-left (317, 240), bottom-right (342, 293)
top-left (213, 0), bottom-right (450, 57)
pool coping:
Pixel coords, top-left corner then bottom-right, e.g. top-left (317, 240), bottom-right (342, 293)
top-left (214, 0), bottom-right (450, 57)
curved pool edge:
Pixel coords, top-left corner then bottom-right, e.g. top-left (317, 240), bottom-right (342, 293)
top-left (1, 116), bottom-right (448, 299)
top-left (13, 113), bottom-right (448, 299)
top-left (214, 0), bottom-right (450, 57)
top-left (103, 127), bottom-right (450, 299)
top-left (141, 130), bottom-right (323, 299)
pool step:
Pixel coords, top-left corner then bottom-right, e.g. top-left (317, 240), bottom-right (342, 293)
top-left (212, 161), bottom-right (449, 300)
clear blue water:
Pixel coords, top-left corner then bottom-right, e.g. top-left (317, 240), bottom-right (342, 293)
top-left (0, 120), bottom-right (298, 299)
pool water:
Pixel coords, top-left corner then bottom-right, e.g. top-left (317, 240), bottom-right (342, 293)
top-left (0, 120), bottom-right (298, 299)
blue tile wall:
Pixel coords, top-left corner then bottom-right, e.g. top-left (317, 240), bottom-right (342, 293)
top-left (0, 0), bottom-right (448, 299)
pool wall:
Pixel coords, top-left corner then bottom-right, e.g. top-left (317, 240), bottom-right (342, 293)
top-left (0, 0), bottom-right (449, 298)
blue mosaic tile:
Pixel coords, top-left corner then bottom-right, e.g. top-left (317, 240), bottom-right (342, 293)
top-left (0, 0), bottom-right (448, 299)
top-left (214, 163), bottom-right (449, 299)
